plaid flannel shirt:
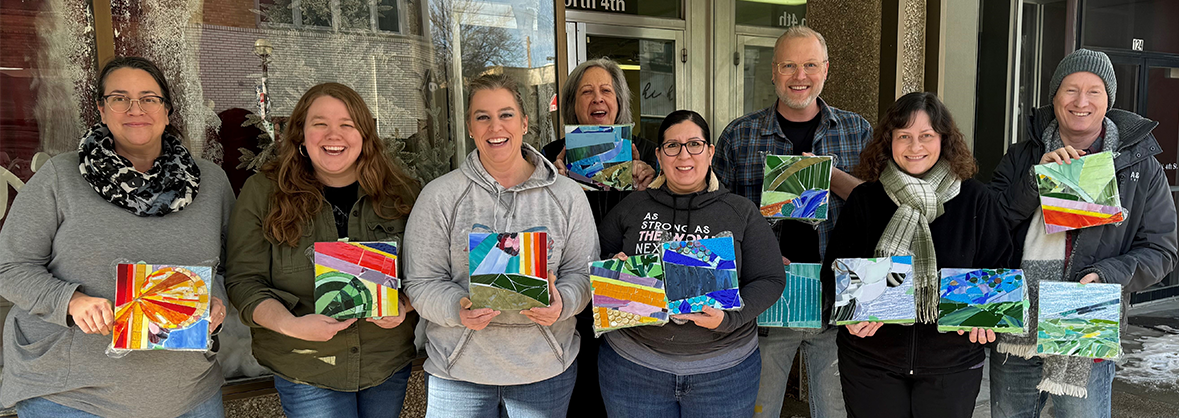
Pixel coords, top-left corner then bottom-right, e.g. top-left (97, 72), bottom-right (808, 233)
top-left (714, 98), bottom-right (872, 258)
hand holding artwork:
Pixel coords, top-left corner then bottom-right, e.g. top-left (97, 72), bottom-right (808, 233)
top-left (612, 252), bottom-right (629, 261)
top-left (69, 291), bottom-right (114, 335)
top-left (522, 270), bottom-right (563, 326)
top-left (1040, 146), bottom-right (1087, 165)
top-left (956, 327), bottom-right (996, 345)
top-left (1080, 272), bottom-right (1101, 284)
top-left (459, 297), bottom-right (500, 330)
top-left (280, 314), bottom-right (356, 342)
top-left (673, 306), bottom-right (725, 330)
top-left (208, 296), bottom-right (227, 332)
top-left (633, 160), bottom-right (655, 191)
top-left (554, 149), bottom-right (569, 176)
top-left (367, 298), bottom-right (414, 329)
top-left (846, 321), bottom-right (884, 338)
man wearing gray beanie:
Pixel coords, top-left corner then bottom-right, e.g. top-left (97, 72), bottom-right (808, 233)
top-left (987, 48), bottom-right (1178, 417)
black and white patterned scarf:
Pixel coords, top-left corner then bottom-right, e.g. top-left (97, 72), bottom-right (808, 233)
top-left (78, 123), bottom-right (201, 217)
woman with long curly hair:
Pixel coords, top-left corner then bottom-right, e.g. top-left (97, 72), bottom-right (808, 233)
top-left (225, 83), bottom-right (420, 418)
top-left (821, 92), bottom-right (1014, 418)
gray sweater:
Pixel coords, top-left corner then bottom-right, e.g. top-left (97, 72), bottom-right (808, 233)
top-left (403, 144), bottom-right (599, 385)
top-left (0, 152), bottom-right (233, 417)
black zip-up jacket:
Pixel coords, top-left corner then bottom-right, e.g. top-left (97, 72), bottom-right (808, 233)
top-left (989, 106), bottom-right (1177, 292)
top-left (822, 179), bottom-right (1015, 375)
top-left (597, 175), bottom-right (786, 356)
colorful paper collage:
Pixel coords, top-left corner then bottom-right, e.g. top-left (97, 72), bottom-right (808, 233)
top-left (589, 255), bottom-right (668, 333)
top-left (937, 268), bottom-right (1028, 333)
top-left (1036, 282), bottom-right (1122, 359)
top-left (760, 155), bottom-right (833, 221)
top-left (661, 237), bottom-right (742, 315)
top-left (469, 232), bottom-right (550, 310)
top-left (314, 241), bottom-right (400, 319)
top-left (831, 256), bottom-right (915, 325)
top-left (113, 263), bottom-right (211, 350)
top-left (758, 263), bottom-right (822, 328)
top-left (565, 124), bottom-right (634, 190)
top-left (1034, 151), bottom-right (1124, 234)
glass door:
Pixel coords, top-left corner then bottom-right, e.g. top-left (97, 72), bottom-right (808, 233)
top-left (737, 35), bottom-right (779, 116)
top-left (567, 23), bottom-right (684, 145)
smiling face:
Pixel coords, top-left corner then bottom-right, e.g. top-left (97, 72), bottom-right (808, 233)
top-left (1053, 71), bottom-right (1108, 144)
top-left (891, 110), bottom-right (942, 177)
top-left (468, 88), bottom-right (529, 169)
top-left (772, 35), bottom-right (828, 112)
top-left (303, 95), bottom-right (364, 187)
top-left (659, 121), bottom-right (715, 194)
top-left (574, 66), bottom-right (618, 125)
top-left (98, 67), bottom-right (170, 157)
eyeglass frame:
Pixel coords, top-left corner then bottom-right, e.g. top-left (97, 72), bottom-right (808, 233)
top-left (771, 60), bottom-right (828, 77)
top-left (100, 94), bottom-right (168, 113)
top-left (658, 139), bottom-right (710, 157)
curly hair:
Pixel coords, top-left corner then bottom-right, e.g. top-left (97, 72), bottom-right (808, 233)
top-left (262, 83), bottom-right (419, 246)
top-left (854, 92), bottom-right (977, 182)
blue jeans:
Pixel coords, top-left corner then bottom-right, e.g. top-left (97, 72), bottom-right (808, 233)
top-left (273, 365), bottom-right (412, 418)
top-left (989, 351), bottom-right (1115, 418)
top-left (597, 341), bottom-right (760, 418)
top-left (16, 390), bottom-right (224, 418)
top-left (424, 361), bottom-right (576, 418)
top-left (753, 327), bottom-right (845, 418)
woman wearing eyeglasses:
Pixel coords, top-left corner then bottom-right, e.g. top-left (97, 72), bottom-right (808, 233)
top-left (0, 57), bottom-right (233, 417)
top-left (595, 110), bottom-right (785, 417)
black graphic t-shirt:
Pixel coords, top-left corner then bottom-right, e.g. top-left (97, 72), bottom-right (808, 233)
top-left (324, 182), bottom-right (359, 238)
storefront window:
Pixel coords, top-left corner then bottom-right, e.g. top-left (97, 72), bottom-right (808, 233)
top-left (735, 0), bottom-right (806, 29)
top-left (1082, 0), bottom-right (1179, 55)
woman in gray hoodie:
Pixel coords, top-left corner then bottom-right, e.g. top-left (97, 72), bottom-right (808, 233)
top-left (402, 73), bottom-right (599, 417)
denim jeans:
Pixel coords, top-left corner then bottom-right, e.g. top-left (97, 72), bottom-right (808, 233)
top-left (424, 361), bottom-right (576, 418)
top-left (753, 327), bottom-right (845, 418)
top-left (16, 390), bottom-right (224, 418)
top-left (273, 365), bottom-right (412, 418)
top-left (597, 341), bottom-right (761, 418)
top-left (989, 351), bottom-right (1115, 418)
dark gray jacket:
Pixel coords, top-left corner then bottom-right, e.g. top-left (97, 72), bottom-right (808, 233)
top-left (990, 106), bottom-right (1178, 292)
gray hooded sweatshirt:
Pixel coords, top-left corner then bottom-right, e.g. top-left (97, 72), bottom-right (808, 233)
top-left (403, 144), bottom-right (598, 385)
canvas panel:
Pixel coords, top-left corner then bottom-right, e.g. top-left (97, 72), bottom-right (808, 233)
top-left (314, 241), bottom-right (400, 319)
top-left (831, 256), bottom-right (915, 325)
top-left (565, 124), bottom-right (634, 191)
top-left (937, 268), bottom-right (1028, 333)
top-left (760, 155), bottom-right (833, 221)
top-left (661, 237), bottom-right (741, 315)
top-left (112, 263), bottom-right (211, 351)
top-left (468, 232), bottom-right (550, 310)
top-left (758, 263), bottom-right (822, 328)
top-left (1036, 281), bottom-right (1122, 359)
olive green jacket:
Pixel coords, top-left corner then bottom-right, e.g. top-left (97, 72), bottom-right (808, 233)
top-left (226, 173), bottom-right (419, 391)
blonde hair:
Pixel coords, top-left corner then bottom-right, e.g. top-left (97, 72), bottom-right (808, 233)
top-left (775, 26), bottom-right (829, 61)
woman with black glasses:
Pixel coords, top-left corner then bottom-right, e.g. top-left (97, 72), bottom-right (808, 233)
top-left (595, 110), bottom-right (785, 417)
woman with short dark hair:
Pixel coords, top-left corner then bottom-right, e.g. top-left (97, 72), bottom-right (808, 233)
top-left (824, 92), bottom-right (1013, 418)
top-left (0, 56), bottom-right (233, 418)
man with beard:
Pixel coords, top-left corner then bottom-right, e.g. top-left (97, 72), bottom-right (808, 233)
top-left (714, 26), bottom-right (872, 418)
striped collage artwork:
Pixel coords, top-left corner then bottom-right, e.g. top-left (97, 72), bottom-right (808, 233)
top-left (469, 232), bottom-right (550, 310)
top-left (589, 254), bottom-right (668, 335)
top-left (758, 263), bottom-right (822, 328)
top-left (314, 241), bottom-right (400, 319)
top-left (112, 263), bottom-right (212, 351)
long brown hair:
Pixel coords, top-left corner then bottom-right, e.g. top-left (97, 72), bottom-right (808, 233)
top-left (854, 92), bottom-right (977, 182)
top-left (262, 82), bottom-right (419, 246)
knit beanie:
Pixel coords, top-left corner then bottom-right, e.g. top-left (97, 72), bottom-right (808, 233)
top-left (1048, 48), bottom-right (1116, 105)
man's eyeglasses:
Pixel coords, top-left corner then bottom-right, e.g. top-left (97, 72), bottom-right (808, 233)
top-left (660, 140), bottom-right (709, 157)
top-left (773, 60), bottom-right (827, 77)
top-left (102, 95), bottom-right (166, 113)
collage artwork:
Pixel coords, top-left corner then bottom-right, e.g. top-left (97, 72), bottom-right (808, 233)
top-left (937, 268), bottom-right (1028, 333)
top-left (661, 237), bottom-right (742, 315)
top-left (758, 263), bottom-right (823, 328)
top-left (1037, 282), bottom-right (1122, 359)
top-left (1035, 151), bottom-right (1124, 234)
top-left (589, 254), bottom-right (668, 334)
top-left (760, 155), bottom-right (833, 221)
top-left (565, 124), bottom-right (634, 191)
top-left (314, 241), bottom-right (400, 319)
top-left (831, 256), bottom-right (915, 325)
top-left (469, 232), bottom-right (550, 310)
top-left (113, 263), bottom-right (211, 351)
